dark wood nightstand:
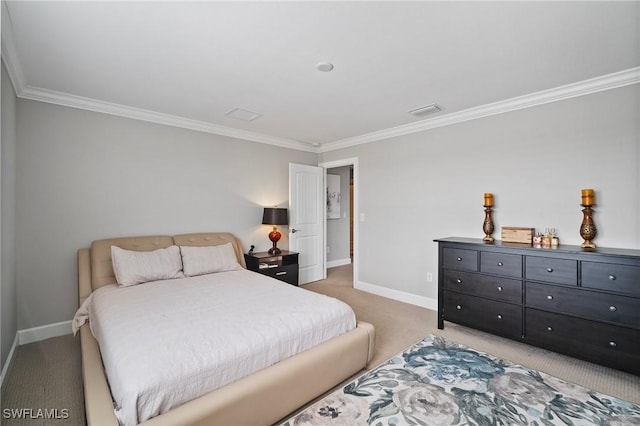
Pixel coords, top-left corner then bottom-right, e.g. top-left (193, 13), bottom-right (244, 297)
top-left (244, 250), bottom-right (299, 286)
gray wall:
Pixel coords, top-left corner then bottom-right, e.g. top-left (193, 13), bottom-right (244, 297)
top-left (1, 61), bottom-right (18, 368)
top-left (326, 166), bottom-right (351, 263)
top-left (320, 85), bottom-right (640, 302)
top-left (8, 80), bottom-right (640, 329)
top-left (15, 99), bottom-right (317, 330)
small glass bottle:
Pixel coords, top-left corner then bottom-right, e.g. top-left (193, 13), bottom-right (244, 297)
top-left (533, 234), bottom-right (543, 248)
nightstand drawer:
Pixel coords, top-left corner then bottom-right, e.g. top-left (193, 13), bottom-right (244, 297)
top-left (444, 270), bottom-right (522, 304)
top-left (581, 262), bottom-right (640, 297)
top-left (443, 248), bottom-right (478, 272)
top-left (259, 264), bottom-right (299, 286)
top-left (481, 252), bottom-right (522, 278)
top-left (444, 292), bottom-right (522, 339)
top-left (526, 256), bottom-right (577, 285)
top-left (525, 308), bottom-right (640, 375)
top-left (526, 282), bottom-right (640, 328)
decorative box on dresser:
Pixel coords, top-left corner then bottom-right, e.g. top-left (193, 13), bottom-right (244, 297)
top-left (435, 237), bottom-right (640, 376)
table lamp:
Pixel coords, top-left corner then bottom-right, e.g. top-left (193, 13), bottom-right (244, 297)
top-left (262, 207), bottom-right (288, 255)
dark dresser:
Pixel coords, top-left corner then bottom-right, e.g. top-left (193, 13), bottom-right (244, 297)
top-left (435, 237), bottom-right (640, 375)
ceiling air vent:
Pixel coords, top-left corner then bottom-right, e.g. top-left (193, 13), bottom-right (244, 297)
top-left (225, 108), bottom-right (263, 122)
top-left (408, 104), bottom-right (442, 117)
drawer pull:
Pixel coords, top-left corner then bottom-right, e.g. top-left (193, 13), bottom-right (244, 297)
top-left (546, 295), bottom-right (554, 300)
top-left (609, 341), bottom-right (617, 348)
top-left (608, 275), bottom-right (616, 281)
top-left (546, 267), bottom-right (554, 273)
top-left (497, 286), bottom-right (503, 292)
top-left (275, 272), bottom-right (287, 276)
top-left (456, 279), bottom-right (462, 284)
top-left (456, 305), bottom-right (462, 310)
top-left (497, 261), bottom-right (504, 267)
top-left (609, 305), bottom-right (617, 312)
top-left (457, 257), bottom-right (462, 261)
top-left (497, 314), bottom-right (503, 320)
top-left (547, 326), bottom-right (553, 332)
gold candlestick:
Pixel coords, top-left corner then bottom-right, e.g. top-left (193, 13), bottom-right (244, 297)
top-left (580, 205), bottom-right (597, 248)
top-left (579, 189), bottom-right (597, 249)
top-left (483, 206), bottom-right (494, 242)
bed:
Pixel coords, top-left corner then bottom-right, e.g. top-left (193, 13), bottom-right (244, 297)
top-left (75, 232), bottom-right (375, 426)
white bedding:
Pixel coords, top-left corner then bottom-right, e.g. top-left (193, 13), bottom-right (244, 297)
top-left (73, 269), bottom-right (356, 426)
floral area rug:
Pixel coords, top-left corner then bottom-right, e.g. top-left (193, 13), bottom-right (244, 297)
top-left (281, 335), bottom-right (640, 425)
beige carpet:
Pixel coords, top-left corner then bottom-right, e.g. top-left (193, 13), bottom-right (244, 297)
top-left (1, 334), bottom-right (84, 425)
top-left (305, 264), bottom-right (640, 405)
top-left (2, 264), bottom-right (638, 426)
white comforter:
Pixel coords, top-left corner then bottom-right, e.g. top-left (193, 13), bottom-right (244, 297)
top-left (73, 269), bottom-right (356, 426)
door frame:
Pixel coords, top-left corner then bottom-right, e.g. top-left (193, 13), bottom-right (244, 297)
top-left (318, 157), bottom-right (359, 285)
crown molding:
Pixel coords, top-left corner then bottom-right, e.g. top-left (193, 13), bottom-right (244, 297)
top-left (1, 0), bottom-right (26, 92)
top-left (2, 4), bottom-right (319, 152)
top-left (320, 67), bottom-right (640, 152)
top-left (2, 4), bottom-right (636, 156)
top-left (18, 86), bottom-right (317, 152)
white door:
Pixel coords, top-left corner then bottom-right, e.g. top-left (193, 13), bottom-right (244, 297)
top-left (289, 163), bottom-right (324, 284)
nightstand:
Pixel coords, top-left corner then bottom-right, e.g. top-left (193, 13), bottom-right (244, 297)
top-left (244, 250), bottom-right (299, 286)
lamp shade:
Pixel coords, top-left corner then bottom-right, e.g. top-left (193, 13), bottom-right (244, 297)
top-left (262, 208), bottom-right (288, 226)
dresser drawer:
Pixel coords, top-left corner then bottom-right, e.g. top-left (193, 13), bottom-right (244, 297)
top-left (582, 262), bottom-right (640, 297)
top-left (481, 252), bottom-right (522, 278)
top-left (525, 256), bottom-right (577, 285)
top-left (525, 308), bottom-right (640, 375)
top-left (444, 292), bottom-right (522, 339)
top-left (526, 282), bottom-right (640, 328)
top-left (444, 270), bottom-right (522, 304)
top-left (443, 248), bottom-right (478, 272)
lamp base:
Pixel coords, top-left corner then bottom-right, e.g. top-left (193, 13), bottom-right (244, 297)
top-left (268, 247), bottom-right (282, 255)
top-left (268, 228), bottom-right (282, 256)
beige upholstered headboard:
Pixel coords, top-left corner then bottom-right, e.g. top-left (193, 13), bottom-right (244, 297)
top-left (81, 232), bottom-right (246, 298)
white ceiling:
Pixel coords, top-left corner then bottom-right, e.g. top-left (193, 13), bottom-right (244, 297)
top-left (2, 1), bottom-right (639, 152)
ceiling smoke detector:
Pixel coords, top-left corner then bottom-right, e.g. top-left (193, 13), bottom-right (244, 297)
top-left (316, 62), bottom-right (334, 72)
top-left (408, 104), bottom-right (442, 117)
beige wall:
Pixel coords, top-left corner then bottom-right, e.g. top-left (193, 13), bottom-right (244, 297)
top-left (1, 61), bottom-right (18, 368)
top-left (320, 85), bottom-right (640, 302)
top-left (15, 100), bottom-right (317, 329)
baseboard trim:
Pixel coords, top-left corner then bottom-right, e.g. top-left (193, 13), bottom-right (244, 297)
top-left (18, 320), bottom-right (73, 345)
top-left (327, 258), bottom-right (352, 269)
top-left (355, 280), bottom-right (438, 311)
top-left (1, 333), bottom-right (19, 391)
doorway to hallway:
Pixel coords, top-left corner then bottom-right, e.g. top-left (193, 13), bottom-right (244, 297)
top-left (321, 157), bottom-right (358, 288)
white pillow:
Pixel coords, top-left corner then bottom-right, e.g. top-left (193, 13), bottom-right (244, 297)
top-left (179, 243), bottom-right (243, 277)
top-left (111, 245), bottom-right (185, 287)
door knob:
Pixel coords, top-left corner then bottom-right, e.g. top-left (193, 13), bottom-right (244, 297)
top-left (291, 228), bottom-right (299, 233)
